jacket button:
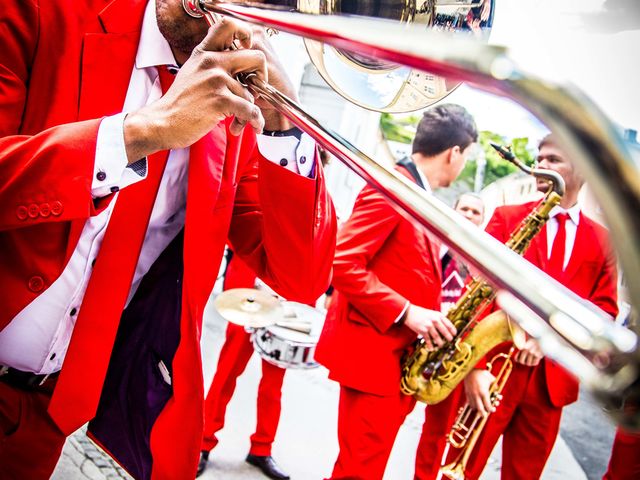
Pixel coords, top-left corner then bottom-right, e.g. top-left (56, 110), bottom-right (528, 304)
top-left (39, 203), bottom-right (51, 217)
top-left (28, 204), bottom-right (39, 218)
top-left (96, 171), bottom-right (107, 181)
top-left (279, 158), bottom-right (288, 166)
top-left (51, 201), bottom-right (63, 216)
top-left (16, 205), bottom-right (28, 220)
top-left (299, 156), bottom-right (307, 164)
top-left (28, 275), bottom-right (45, 292)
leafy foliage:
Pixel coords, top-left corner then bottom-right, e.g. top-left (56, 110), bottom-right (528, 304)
top-left (380, 112), bottom-right (421, 144)
top-left (457, 131), bottom-right (536, 189)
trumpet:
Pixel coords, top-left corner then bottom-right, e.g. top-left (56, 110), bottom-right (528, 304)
top-left (183, 0), bottom-right (640, 426)
top-left (440, 348), bottom-right (516, 480)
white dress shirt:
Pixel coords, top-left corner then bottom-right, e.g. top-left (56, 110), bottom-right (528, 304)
top-left (546, 204), bottom-right (581, 270)
top-left (0, 0), bottom-right (315, 374)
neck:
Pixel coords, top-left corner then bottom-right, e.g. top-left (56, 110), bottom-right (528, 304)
top-left (559, 189), bottom-right (580, 209)
top-left (412, 152), bottom-right (445, 189)
top-left (171, 47), bottom-right (189, 66)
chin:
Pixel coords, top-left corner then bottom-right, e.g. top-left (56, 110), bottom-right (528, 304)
top-left (156, 2), bottom-right (207, 56)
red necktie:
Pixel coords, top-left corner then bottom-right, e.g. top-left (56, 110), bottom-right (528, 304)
top-left (49, 66), bottom-right (176, 434)
top-left (548, 212), bottom-right (568, 278)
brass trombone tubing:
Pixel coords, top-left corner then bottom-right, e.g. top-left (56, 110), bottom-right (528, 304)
top-left (195, 2), bottom-right (639, 403)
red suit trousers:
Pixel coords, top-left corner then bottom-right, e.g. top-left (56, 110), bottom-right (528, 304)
top-left (329, 385), bottom-right (416, 480)
top-left (201, 323), bottom-right (286, 456)
top-left (603, 427), bottom-right (640, 480)
top-left (0, 380), bottom-right (65, 480)
top-left (414, 386), bottom-right (464, 480)
top-left (449, 363), bottom-right (562, 480)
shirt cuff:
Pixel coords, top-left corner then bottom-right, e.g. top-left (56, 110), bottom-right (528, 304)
top-left (92, 113), bottom-right (148, 198)
top-left (256, 132), bottom-right (316, 178)
top-left (394, 301), bottom-right (411, 324)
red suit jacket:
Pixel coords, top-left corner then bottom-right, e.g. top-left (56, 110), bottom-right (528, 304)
top-left (315, 166), bottom-right (442, 396)
top-left (0, 1), bottom-right (335, 478)
top-left (486, 201), bottom-right (618, 407)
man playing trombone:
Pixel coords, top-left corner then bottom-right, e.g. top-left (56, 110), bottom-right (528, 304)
top-left (453, 134), bottom-right (618, 479)
top-left (0, 1), bottom-right (335, 478)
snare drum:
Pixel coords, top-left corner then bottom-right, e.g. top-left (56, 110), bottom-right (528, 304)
top-left (251, 301), bottom-right (325, 369)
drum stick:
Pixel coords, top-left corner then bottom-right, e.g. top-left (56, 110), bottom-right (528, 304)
top-left (275, 321), bottom-right (312, 334)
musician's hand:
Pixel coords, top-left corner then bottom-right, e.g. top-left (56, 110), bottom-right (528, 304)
top-left (403, 305), bottom-right (456, 351)
top-left (514, 338), bottom-right (543, 366)
top-left (464, 368), bottom-right (496, 417)
top-left (480, 0), bottom-right (492, 21)
top-left (124, 18), bottom-right (266, 162)
top-left (246, 26), bottom-right (298, 131)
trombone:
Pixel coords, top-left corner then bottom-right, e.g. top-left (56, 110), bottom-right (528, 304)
top-left (184, 0), bottom-right (640, 426)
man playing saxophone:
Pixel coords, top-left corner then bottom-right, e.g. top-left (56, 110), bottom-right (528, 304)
top-left (315, 104), bottom-right (478, 480)
top-left (454, 134), bottom-right (619, 480)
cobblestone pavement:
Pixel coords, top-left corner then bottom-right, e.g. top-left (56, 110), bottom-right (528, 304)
top-left (52, 427), bottom-right (131, 480)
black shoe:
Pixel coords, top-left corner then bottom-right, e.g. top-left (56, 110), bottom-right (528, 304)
top-left (245, 454), bottom-right (290, 480)
top-left (196, 451), bottom-right (209, 478)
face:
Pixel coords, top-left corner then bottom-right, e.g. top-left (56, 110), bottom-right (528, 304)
top-left (156, 0), bottom-right (209, 62)
top-left (535, 143), bottom-right (583, 193)
top-left (455, 194), bottom-right (484, 226)
top-left (445, 144), bottom-right (473, 186)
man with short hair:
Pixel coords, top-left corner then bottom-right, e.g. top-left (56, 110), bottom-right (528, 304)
top-left (315, 104), bottom-right (478, 479)
top-left (0, 1), bottom-right (335, 478)
top-left (456, 134), bottom-right (618, 479)
top-left (454, 192), bottom-right (485, 226)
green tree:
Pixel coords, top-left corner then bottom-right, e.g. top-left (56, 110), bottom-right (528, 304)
top-left (380, 112), bottom-right (421, 144)
top-left (457, 131), bottom-right (536, 190)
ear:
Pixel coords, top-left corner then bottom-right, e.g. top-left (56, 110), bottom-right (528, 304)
top-left (447, 145), bottom-right (461, 164)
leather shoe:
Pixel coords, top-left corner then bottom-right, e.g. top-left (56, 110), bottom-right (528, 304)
top-left (196, 451), bottom-right (209, 478)
top-left (245, 454), bottom-right (290, 480)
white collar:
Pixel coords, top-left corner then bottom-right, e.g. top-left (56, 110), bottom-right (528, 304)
top-left (416, 167), bottom-right (432, 193)
top-left (550, 203), bottom-right (581, 225)
top-left (136, 1), bottom-right (179, 70)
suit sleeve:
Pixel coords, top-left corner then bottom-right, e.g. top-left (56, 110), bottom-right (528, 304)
top-left (227, 134), bottom-right (336, 305)
top-left (0, 1), bottom-right (105, 231)
top-left (484, 206), bottom-right (510, 243)
top-left (330, 185), bottom-right (409, 334)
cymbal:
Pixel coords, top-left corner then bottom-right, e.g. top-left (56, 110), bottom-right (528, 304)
top-left (214, 288), bottom-right (282, 328)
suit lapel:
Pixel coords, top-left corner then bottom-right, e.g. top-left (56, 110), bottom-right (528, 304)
top-left (69, 0), bottom-right (147, 254)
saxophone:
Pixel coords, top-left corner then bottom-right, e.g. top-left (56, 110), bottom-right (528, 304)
top-left (400, 143), bottom-right (565, 404)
